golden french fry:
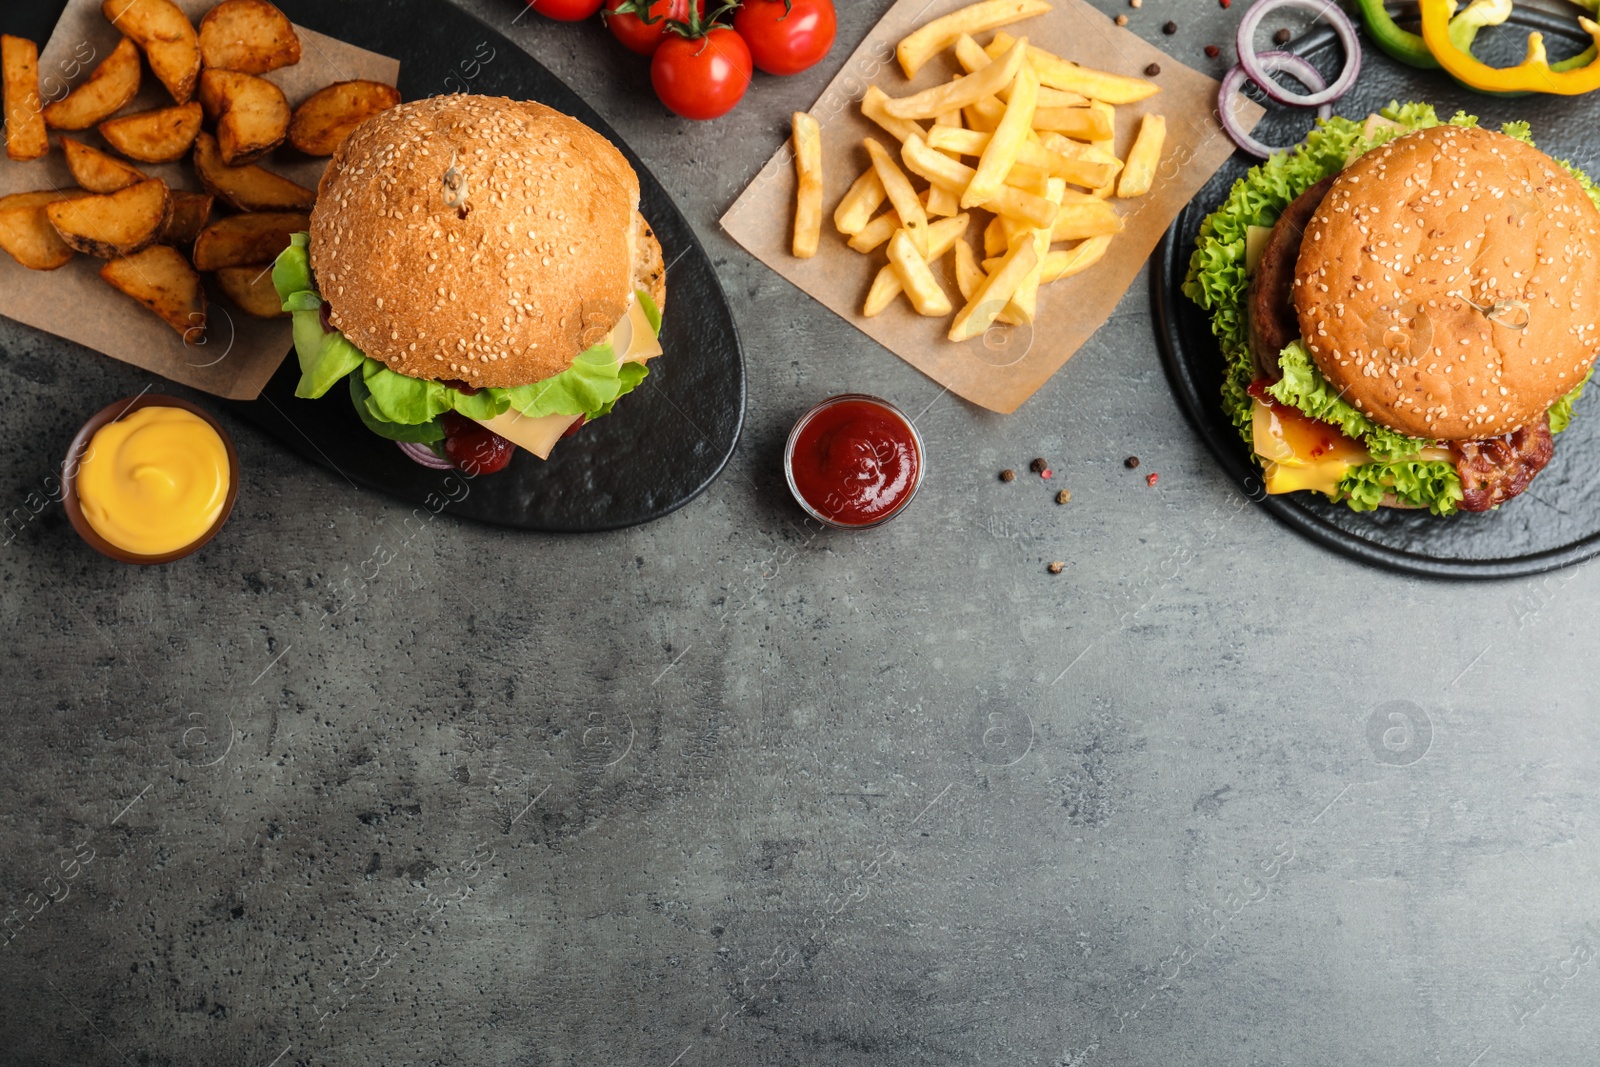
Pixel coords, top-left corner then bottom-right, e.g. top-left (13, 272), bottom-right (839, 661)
top-left (952, 33), bottom-right (991, 74)
top-left (62, 136), bottom-right (147, 193)
top-left (2, 35), bottom-right (48, 161)
top-left (965, 95), bottom-right (1007, 132)
top-left (1004, 161), bottom-right (1051, 196)
top-left (863, 262), bottom-right (903, 317)
top-left (104, 0), bottom-right (202, 105)
top-left (1003, 176), bottom-right (1063, 325)
top-left (198, 0), bottom-right (302, 75)
top-left (988, 31), bottom-right (1161, 104)
top-left (951, 239), bottom-right (1039, 341)
top-left (1116, 113), bottom-right (1166, 197)
top-left (983, 215), bottom-right (1007, 258)
top-left (896, 0), bottom-right (1052, 78)
top-left (848, 210), bottom-right (901, 253)
top-left (862, 214), bottom-right (972, 315)
top-left (865, 136), bottom-right (929, 257)
top-left (930, 125), bottom-right (1120, 190)
top-left (926, 181), bottom-right (960, 217)
top-left (901, 134), bottom-right (1058, 228)
top-left (792, 111), bottom-right (823, 258)
top-left (954, 238), bottom-right (983, 301)
top-left (861, 85), bottom-right (925, 144)
top-left (287, 80), bottom-right (401, 156)
top-left (833, 167), bottom-right (886, 236)
top-left (42, 36), bottom-right (140, 131)
top-left (952, 34), bottom-right (1088, 106)
top-left (1042, 234), bottom-right (1113, 282)
top-left (0, 190), bottom-right (89, 269)
top-left (883, 38), bottom-right (1027, 121)
top-left (1032, 105), bottom-right (1113, 141)
top-left (963, 61), bottom-right (1038, 209)
top-left (1086, 102), bottom-right (1118, 197)
top-left (887, 229), bottom-right (952, 316)
top-left (1051, 199), bottom-right (1125, 241)
top-left (100, 244), bottom-right (205, 340)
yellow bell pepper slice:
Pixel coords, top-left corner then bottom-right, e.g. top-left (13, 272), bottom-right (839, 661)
top-left (1420, 0), bottom-right (1600, 94)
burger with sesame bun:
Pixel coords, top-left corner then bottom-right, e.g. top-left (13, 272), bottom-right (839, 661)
top-left (271, 94), bottom-right (666, 475)
top-left (1186, 103), bottom-right (1600, 515)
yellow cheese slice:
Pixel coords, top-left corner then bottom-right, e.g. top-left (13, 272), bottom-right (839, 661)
top-left (615, 298), bottom-right (662, 365)
top-left (472, 409), bottom-right (580, 461)
top-left (1253, 397), bottom-right (1452, 496)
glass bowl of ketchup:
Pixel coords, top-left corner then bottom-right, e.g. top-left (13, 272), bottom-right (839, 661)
top-left (62, 394), bottom-right (240, 565)
top-left (784, 394), bottom-right (925, 530)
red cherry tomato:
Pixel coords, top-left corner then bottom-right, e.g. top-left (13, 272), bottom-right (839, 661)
top-left (732, 0), bottom-right (836, 76)
top-left (604, 0), bottom-right (702, 56)
top-left (651, 27), bottom-right (752, 121)
top-left (526, 0), bottom-right (604, 20)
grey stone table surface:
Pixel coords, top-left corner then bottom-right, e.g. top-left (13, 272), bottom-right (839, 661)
top-left (3, 0), bottom-right (1600, 1064)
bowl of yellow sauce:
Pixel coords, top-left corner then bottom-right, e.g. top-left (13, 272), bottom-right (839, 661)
top-left (63, 395), bottom-right (239, 564)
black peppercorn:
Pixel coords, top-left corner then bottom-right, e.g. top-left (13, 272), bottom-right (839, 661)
top-left (1124, 456), bottom-right (1141, 469)
top-left (1162, 20), bottom-right (1177, 34)
top-left (1030, 457), bottom-right (1048, 473)
top-left (1274, 27), bottom-right (1292, 44)
top-left (1000, 469), bottom-right (1017, 482)
top-left (1145, 62), bottom-right (1161, 76)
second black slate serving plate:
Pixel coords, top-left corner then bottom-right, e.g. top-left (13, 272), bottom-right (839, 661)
top-left (1154, 6), bottom-right (1600, 578)
top-left (213, 0), bottom-right (745, 532)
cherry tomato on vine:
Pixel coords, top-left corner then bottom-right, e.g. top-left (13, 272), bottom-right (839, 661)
top-left (732, 0), bottom-right (836, 76)
top-left (651, 27), bottom-right (752, 120)
top-left (527, 0), bottom-right (604, 19)
top-left (604, 0), bottom-right (703, 56)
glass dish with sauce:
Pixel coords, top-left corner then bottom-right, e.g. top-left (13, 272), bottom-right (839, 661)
top-left (783, 394), bottom-right (925, 530)
top-left (63, 395), bottom-right (239, 564)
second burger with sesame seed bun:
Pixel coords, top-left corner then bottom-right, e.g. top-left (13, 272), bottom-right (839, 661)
top-left (1187, 104), bottom-right (1600, 515)
top-left (271, 94), bottom-right (666, 475)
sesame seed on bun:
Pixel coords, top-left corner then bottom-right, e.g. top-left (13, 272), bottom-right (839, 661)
top-left (309, 94), bottom-right (662, 389)
top-left (1293, 125), bottom-right (1600, 441)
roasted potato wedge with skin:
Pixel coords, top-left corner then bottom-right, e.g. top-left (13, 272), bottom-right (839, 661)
top-left (0, 190), bottom-right (90, 270)
top-left (2, 35), bottom-right (49, 161)
top-left (192, 210), bottom-right (307, 270)
top-left (102, 0), bottom-right (201, 104)
top-left (61, 135), bottom-right (148, 193)
top-left (45, 178), bottom-right (171, 257)
top-left (199, 0), bottom-right (301, 75)
top-left (98, 101), bottom-right (203, 162)
top-left (192, 131), bottom-right (313, 210)
top-left (214, 263), bottom-right (286, 317)
top-left (100, 244), bottom-right (206, 341)
top-left (161, 190), bottom-right (213, 247)
top-left (288, 80), bottom-right (401, 156)
top-left (42, 36), bottom-right (140, 130)
top-left (198, 69), bottom-right (288, 165)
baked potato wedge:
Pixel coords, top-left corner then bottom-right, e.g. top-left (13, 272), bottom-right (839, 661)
top-left (45, 177), bottom-right (171, 257)
top-left (161, 190), bottom-right (214, 247)
top-left (192, 210), bottom-right (307, 270)
top-left (41, 36), bottom-right (140, 130)
top-left (61, 135), bottom-right (148, 193)
top-left (193, 130), bottom-right (314, 210)
top-left (101, 0), bottom-right (201, 104)
top-left (198, 68), bottom-right (288, 165)
top-left (214, 263), bottom-right (287, 317)
top-left (2, 35), bottom-right (49, 161)
top-left (98, 100), bottom-right (203, 162)
top-left (0, 190), bottom-right (90, 270)
top-left (100, 244), bottom-right (206, 341)
top-left (198, 0), bottom-right (301, 75)
top-left (287, 79), bottom-right (400, 156)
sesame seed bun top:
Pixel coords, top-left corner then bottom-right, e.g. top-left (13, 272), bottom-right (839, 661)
top-left (1293, 125), bottom-right (1600, 441)
top-left (310, 94), bottom-right (645, 389)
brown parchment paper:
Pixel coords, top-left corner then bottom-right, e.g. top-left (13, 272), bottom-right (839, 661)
top-left (720, 0), bottom-right (1262, 414)
top-left (0, 0), bottom-right (400, 400)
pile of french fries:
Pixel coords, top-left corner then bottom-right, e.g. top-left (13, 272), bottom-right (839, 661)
top-left (791, 0), bottom-right (1167, 343)
top-left (0, 0), bottom-right (400, 340)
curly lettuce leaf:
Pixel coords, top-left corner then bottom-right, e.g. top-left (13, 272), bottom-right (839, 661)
top-left (1551, 366), bottom-right (1595, 434)
top-left (1339, 460), bottom-right (1464, 516)
top-left (349, 374), bottom-right (445, 444)
top-left (271, 234), bottom-right (655, 428)
top-left (1266, 341), bottom-right (1433, 461)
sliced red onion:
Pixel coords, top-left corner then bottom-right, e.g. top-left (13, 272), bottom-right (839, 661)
top-left (396, 440), bottom-right (454, 470)
top-left (1236, 0), bottom-right (1360, 107)
top-left (1219, 52), bottom-right (1333, 159)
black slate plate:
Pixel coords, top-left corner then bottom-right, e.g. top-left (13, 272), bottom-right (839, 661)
top-left (1153, 7), bottom-right (1600, 578)
top-left (205, 0), bottom-right (743, 532)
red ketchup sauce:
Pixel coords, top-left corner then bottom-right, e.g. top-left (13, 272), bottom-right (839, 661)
top-left (785, 395), bottom-right (924, 528)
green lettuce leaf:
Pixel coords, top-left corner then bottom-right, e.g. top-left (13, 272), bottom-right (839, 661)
top-left (1266, 341), bottom-right (1433, 461)
top-left (1338, 460), bottom-right (1464, 516)
top-left (1550, 366), bottom-right (1595, 434)
top-left (349, 373), bottom-right (445, 444)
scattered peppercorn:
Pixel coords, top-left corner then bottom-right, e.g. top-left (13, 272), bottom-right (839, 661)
top-left (1000, 468), bottom-right (1016, 482)
top-left (1145, 62), bottom-right (1161, 76)
top-left (1146, 472), bottom-right (1159, 487)
top-left (1273, 27), bottom-right (1292, 44)
top-left (1124, 455), bottom-right (1141, 469)
top-left (1115, 13), bottom-right (1129, 25)
top-left (1042, 469), bottom-right (1053, 479)
top-left (1048, 561), bottom-right (1065, 574)
top-left (1030, 457), bottom-right (1048, 473)
top-left (1130, 0), bottom-right (1143, 6)
top-left (1219, 0), bottom-right (1230, 8)
top-left (1162, 19), bottom-right (1177, 33)
top-left (1204, 44), bottom-right (1221, 58)
top-left (1056, 489), bottom-right (1072, 504)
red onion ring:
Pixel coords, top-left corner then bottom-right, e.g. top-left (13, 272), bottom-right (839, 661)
top-left (1219, 52), bottom-right (1333, 159)
top-left (396, 440), bottom-right (454, 470)
top-left (1236, 0), bottom-right (1360, 107)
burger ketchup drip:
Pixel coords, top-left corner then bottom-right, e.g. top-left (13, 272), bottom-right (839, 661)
top-left (789, 400), bottom-right (920, 525)
top-left (1247, 380), bottom-right (1352, 459)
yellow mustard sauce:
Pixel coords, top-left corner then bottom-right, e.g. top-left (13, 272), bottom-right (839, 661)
top-left (76, 406), bottom-right (229, 556)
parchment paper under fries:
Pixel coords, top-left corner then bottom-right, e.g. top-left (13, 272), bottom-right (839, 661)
top-left (0, 0), bottom-right (398, 400)
top-left (721, 0), bottom-right (1262, 414)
